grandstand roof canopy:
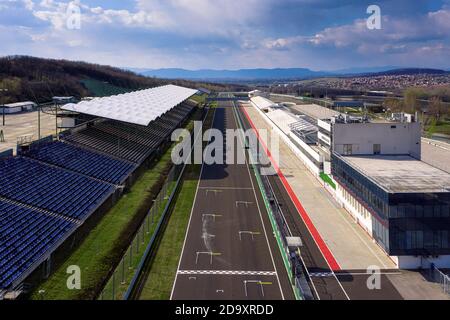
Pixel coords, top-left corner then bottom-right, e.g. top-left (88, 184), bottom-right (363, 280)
top-left (62, 85), bottom-right (198, 126)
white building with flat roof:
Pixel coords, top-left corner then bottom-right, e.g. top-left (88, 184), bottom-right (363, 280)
top-left (330, 114), bottom-right (450, 268)
top-left (2, 102), bottom-right (37, 114)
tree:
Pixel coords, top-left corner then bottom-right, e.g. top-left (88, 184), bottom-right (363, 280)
top-left (403, 88), bottom-right (421, 113)
top-left (383, 97), bottom-right (403, 113)
top-left (428, 96), bottom-right (447, 122)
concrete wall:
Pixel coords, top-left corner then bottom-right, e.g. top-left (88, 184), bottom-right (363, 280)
top-left (250, 103), bottom-right (322, 176)
top-left (392, 255), bottom-right (450, 269)
top-left (318, 119), bottom-right (331, 132)
top-left (333, 122), bottom-right (421, 159)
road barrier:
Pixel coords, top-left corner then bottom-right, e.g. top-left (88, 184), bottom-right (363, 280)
top-left (232, 101), bottom-right (316, 300)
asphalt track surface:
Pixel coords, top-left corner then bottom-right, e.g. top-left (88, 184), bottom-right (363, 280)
top-left (171, 100), bottom-right (294, 300)
top-left (238, 103), bottom-right (404, 300)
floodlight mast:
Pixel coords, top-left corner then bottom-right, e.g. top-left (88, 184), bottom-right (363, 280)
top-left (1, 88), bottom-right (9, 126)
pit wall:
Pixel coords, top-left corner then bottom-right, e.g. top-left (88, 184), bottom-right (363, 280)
top-left (249, 102), bottom-right (321, 177)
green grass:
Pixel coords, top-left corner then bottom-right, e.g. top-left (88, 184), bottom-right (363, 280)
top-left (81, 79), bottom-right (131, 97)
top-left (320, 173), bottom-right (336, 190)
top-left (99, 180), bottom-right (177, 300)
top-left (30, 149), bottom-right (174, 300)
top-left (138, 164), bottom-right (200, 300)
top-left (426, 118), bottom-right (450, 136)
top-left (190, 94), bottom-right (206, 105)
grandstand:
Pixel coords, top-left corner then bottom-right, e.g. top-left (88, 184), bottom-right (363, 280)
top-left (0, 85), bottom-right (197, 296)
top-left (0, 157), bottom-right (115, 220)
top-left (62, 102), bottom-right (193, 164)
top-left (0, 200), bottom-right (76, 290)
top-left (23, 141), bottom-right (135, 185)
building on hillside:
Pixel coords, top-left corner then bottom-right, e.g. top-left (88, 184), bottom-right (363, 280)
top-left (53, 96), bottom-right (76, 105)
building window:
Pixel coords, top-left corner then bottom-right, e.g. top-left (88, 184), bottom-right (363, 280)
top-left (343, 144), bottom-right (353, 155)
top-left (373, 144), bottom-right (381, 155)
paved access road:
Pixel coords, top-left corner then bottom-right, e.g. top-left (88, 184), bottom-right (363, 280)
top-left (171, 99), bottom-right (293, 300)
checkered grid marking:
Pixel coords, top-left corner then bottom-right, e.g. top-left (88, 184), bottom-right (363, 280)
top-left (178, 270), bottom-right (277, 276)
top-left (309, 272), bottom-right (335, 278)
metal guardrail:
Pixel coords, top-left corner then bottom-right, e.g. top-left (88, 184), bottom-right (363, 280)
top-left (231, 101), bottom-right (316, 300)
top-left (430, 264), bottom-right (450, 296)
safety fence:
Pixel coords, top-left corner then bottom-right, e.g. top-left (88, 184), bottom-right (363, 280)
top-left (98, 162), bottom-right (182, 300)
top-left (98, 107), bottom-right (208, 300)
top-left (232, 102), bottom-right (315, 300)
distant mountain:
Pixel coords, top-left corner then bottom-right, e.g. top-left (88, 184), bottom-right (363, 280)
top-left (135, 67), bottom-right (448, 81)
top-left (367, 68), bottom-right (448, 76)
top-left (331, 66), bottom-right (400, 75)
top-left (139, 68), bottom-right (330, 81)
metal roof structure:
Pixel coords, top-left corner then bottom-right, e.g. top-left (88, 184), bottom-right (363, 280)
top-left (250, 96), bottom-right (278, 110)
top-left (62, 85), bottom-right (198, 126)
top-left (289, 118), bottom-right (318, 135)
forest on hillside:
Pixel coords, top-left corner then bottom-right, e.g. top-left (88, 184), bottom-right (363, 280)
top-left (0, 56), bottom-right (239, 103)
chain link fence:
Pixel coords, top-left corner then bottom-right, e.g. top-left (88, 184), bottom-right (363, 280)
top-left (98, 106), bottom-right (208, 300)
top-left (98, 163), bottom-right (182, 300)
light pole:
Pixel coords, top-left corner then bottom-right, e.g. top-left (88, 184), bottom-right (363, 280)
top-left (1, 88), bottom-right (9, 126)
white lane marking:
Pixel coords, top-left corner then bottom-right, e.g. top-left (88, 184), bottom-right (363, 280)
top-left (335, 272), bottom-right (402, 276)
top-left (199, 187), bottom-right (253, 190)
top-left (235, 201), bottom-right (253, 207)
top-left (178, 270), bottom-right (277, 276)
top-left (230, 102), bottom-right (285, 300)
top-left (170, 107), bottom-right (218, 300)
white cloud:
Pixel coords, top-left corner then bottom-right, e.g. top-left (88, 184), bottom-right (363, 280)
top-left (0, 0), bottom-right (449, 69)
top-left (263, 8), bottom-right (450, 53)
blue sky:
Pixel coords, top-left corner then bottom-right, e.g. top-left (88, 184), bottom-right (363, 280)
top-left (0, 0), bottom-right (449, 70)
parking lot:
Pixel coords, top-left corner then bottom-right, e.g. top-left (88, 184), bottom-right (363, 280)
top-left (0, 110), bottom-right (60, 154)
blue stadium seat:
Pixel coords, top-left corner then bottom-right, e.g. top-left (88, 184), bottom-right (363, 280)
top-left (0, 157), bottom-right (114, 219)
top-left (0, 200), bottom-right (75, 289)
top-left (25, 141), bottom-right (135, 184)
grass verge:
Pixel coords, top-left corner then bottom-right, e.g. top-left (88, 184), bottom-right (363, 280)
top-left (138, 163), bottom-right (200, 300)
top-left (320, 172), bottom-right (336, 190)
